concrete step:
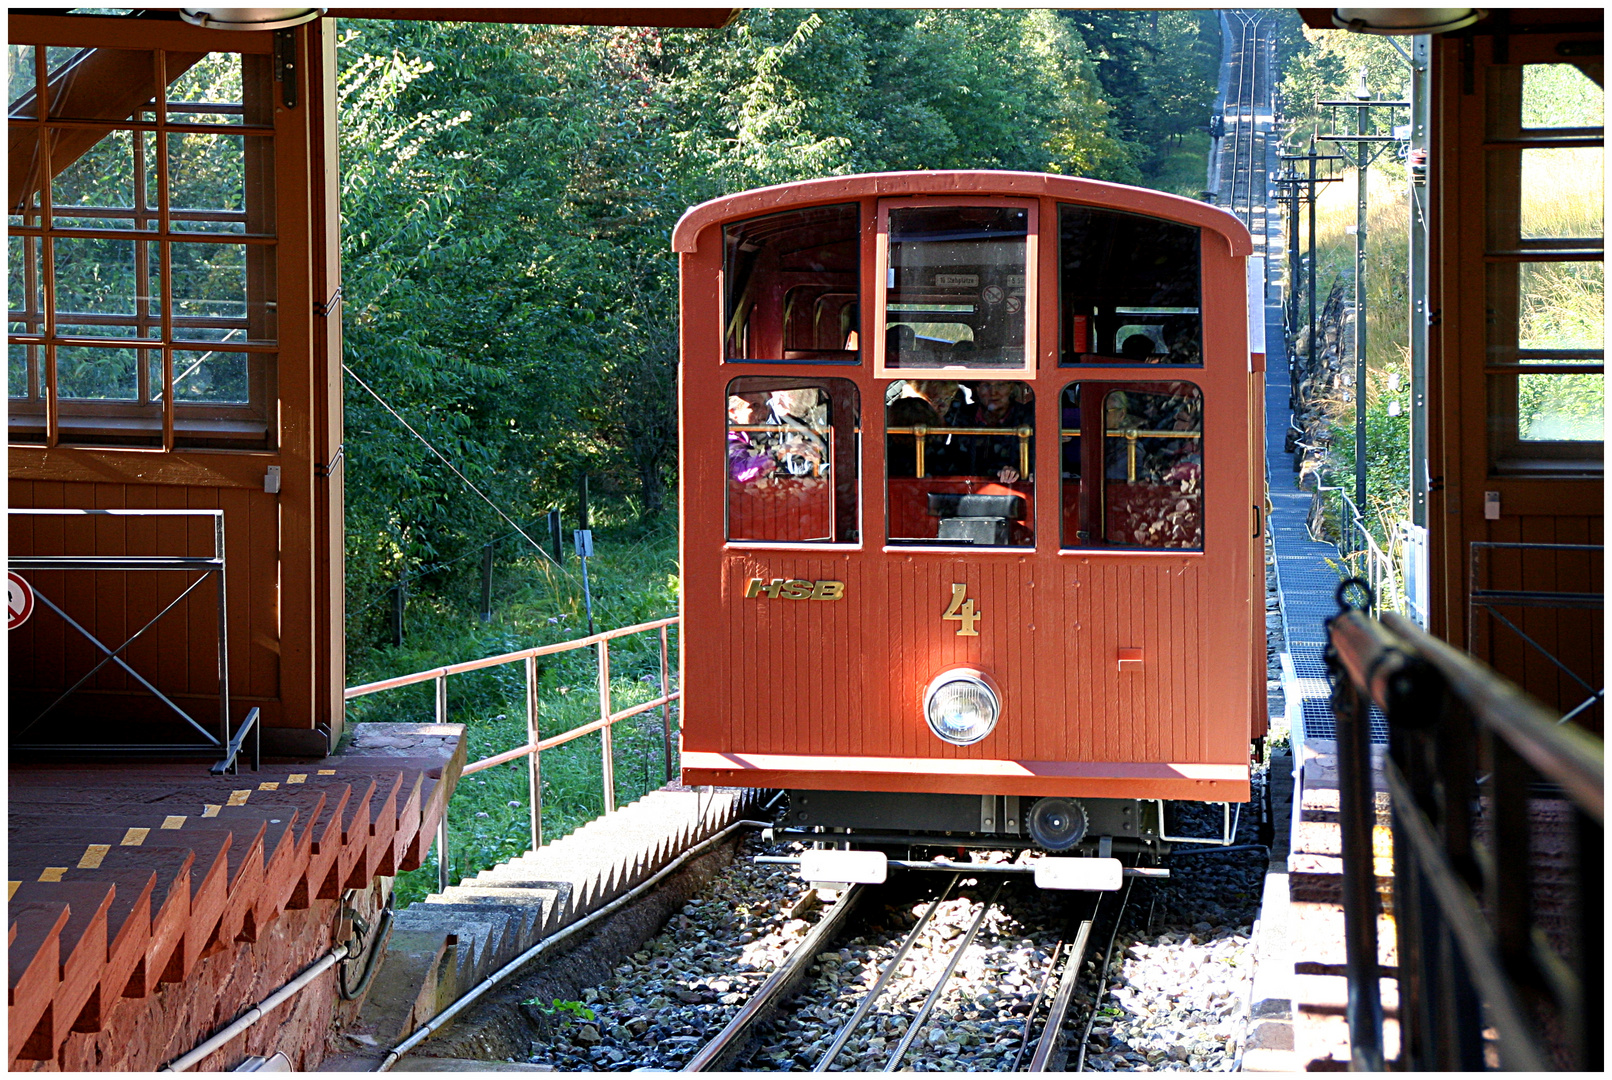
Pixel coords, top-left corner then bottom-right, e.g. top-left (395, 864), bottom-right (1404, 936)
top-left (1292, 972), bottom-right (1402, 1071)
top-left (1291, 820), bottom-right (1395, 861)
top-left (1286, 901), bottom-right (1397, 969)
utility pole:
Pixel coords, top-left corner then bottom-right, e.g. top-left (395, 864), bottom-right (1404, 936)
top-left (1274, 145), bottom-right (1343, 405)
top-left (1319, 76), bottom-right (1410, 523)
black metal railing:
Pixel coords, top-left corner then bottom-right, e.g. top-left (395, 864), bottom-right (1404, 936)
top-left (1326, 580), bottom-right (1603, 1071)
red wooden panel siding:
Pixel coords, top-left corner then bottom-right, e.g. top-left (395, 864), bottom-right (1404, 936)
top-left (8, 480), bottom-right (284, 731)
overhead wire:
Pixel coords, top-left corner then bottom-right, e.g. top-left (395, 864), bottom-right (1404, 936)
top-left (343, 362), bottom-right (565, 571)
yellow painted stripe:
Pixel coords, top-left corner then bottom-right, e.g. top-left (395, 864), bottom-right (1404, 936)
top-left (121, 828), bottom-right (149, 847)
top-left (318, 769), bottom-right (336, 776)
top-left (162, 816), bottom-right (186, 830)
top-left (38, 868), bottom-right (67, 882)
top-left (78, 845), bottom-right (110, 869)
top-left (227, 790), bottom-right (251, 806)
top-left (258, 782), bottom-right (279, 791)
top-left (203, 804), bottom-right (222, 818)
top-left (287, 774), bottom-right (307, 784)
top-left (8, 881), bottom-right (19, 900)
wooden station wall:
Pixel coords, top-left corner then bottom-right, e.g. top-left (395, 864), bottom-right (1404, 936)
top-left (1426, 12), bottom-right (1604, 730)
top-left (8, 13), bottom-right (344, 752)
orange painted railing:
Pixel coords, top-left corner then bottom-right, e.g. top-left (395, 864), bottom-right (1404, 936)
top-left (345, 616), bottom-right (680, 889)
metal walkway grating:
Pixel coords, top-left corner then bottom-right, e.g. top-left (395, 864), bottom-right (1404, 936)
top-left (1300, 697), bottom-right (1389, 744)
top-left (1265, 306), bottom-right (1388, 747)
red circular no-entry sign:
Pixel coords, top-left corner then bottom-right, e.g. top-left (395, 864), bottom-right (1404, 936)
top-left (9, 571), bottom-right (35, 630)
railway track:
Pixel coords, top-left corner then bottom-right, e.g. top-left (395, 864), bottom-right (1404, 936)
top-left (1220, 10), bottom-right (1273, 256)
top-left (681, 874), bottom-right (1133, 1073)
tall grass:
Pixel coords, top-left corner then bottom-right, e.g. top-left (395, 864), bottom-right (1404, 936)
top-left (345, 505), bottom-right (681, 905)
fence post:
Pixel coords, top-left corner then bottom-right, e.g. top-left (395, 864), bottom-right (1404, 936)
top-left (480, 543), bottom-right (494, 623)
top-left (660, 623), bottom-right (674, 783)
top-left (526, 654), bottom-right (542, 851)
top-left (598, 638), bottom-right (614, 814)
top-left (435, 673), bottom-right (450, 889)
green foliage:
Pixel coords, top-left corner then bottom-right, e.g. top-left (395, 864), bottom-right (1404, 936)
top-left (1276, 23), bottom-right (1408, 159)
top-left (524, 998), bottom-right (596, 1021)
top-left (1059, 9), bottom-right (1222, 184)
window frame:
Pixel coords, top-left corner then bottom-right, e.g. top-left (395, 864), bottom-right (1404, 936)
top-left (1482, 58), bottom-right (1604, 472)
top-left (873, 196), bottom-right (1039, 380)
top-left (7, 41), bottom-right (280, 450)
top-left (722, 375), bottom-right (861, 547)
top-left (1058, 379), bottom-right (1206, 552)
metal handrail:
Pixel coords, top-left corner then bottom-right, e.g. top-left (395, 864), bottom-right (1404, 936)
top-left (346, 616), bottom-right (681, 891)
top-left (1310, 483), bottom-right (1405, 613)
top-left (1327, 594), bottom-right (1604, 1070)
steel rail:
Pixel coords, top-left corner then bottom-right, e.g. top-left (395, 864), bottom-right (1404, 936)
top-left (882, 879), bottom-right (1007, 1070)
top-left (1027, 910), bottom-right (1098, 1071)
top-left (811, 876), bottom-right (961, 1072)
top-left (682, 883), bottom-right (869, 1072)
top-left (1074, 878), bottom-right (1137, 1072)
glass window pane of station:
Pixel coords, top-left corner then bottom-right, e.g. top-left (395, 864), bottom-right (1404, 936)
top-left (9, 44), bottom-right (36, 118)
top-left (724, 203), bottom-right (860, 363)
top-left (1522, 63), bottom-right (1604, 129)
top-left (1060, 205), bottom-right (1201, 365)
top-left (1520, 146), bottom-right (1602, 242)
top-left (166, 52), bottom-right (246, 125)
top-left (887, 379), bottom-right (1033, 547)
top-left (1519, 261), bottom-right (1603, 353)
top-left (44, 47), bottom-right (152, 122)
top-left (52, 235), bottom-right (162, 339)
top-left (1061, 381), bottom-right (1202, 550)
top-left (726, 376), bottom-right (858, 543)
top-left (883, 205), bottom-right (1029, 371)
top-left (1519, 373), bottom-right (1604, 442)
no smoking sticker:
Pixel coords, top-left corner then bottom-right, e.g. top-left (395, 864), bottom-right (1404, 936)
top-left (981, 285), bottom-right (1005, 306)
top-left (9, 571), bottom-right (35, 630)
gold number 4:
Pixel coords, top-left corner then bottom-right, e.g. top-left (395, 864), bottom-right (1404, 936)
top-left (943, 583), bottom-right (980, 637)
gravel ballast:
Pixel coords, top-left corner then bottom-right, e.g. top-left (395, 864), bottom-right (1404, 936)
top-left (517, 781), bottom-right (1269, 1072)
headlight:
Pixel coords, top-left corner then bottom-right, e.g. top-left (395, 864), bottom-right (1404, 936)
top-left (923, 668), bottom-right (1000, 746)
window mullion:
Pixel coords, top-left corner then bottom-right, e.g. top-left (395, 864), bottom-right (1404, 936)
top-left (36, 43), bottom-right (58, 447)
top-left (156, 49), bottom-right (174, 450)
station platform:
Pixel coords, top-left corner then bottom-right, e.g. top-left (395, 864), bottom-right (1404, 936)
top-left (7, 722), bottom-right (464, 1071)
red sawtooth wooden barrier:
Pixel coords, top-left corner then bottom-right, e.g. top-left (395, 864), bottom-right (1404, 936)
top-left (5, 724), bottom-right (464, 1068)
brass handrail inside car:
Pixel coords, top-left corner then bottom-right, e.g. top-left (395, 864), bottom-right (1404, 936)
top-left (885, 424), bottom-right (1034, 479)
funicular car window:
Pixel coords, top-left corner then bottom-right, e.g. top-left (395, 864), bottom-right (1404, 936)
top-left (1061, 382), bottom-right (1203, 549)
top-left (726, 376), bottom-right (858, 543)
top-left (886, 379), bottom-right (1033, 547)
top-left (724, 203), bottom-right (860, 363)
top-left (1059, 205), bottom-right (1202, 366)
top-left (879, 204), bottom-right (1032, 373)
